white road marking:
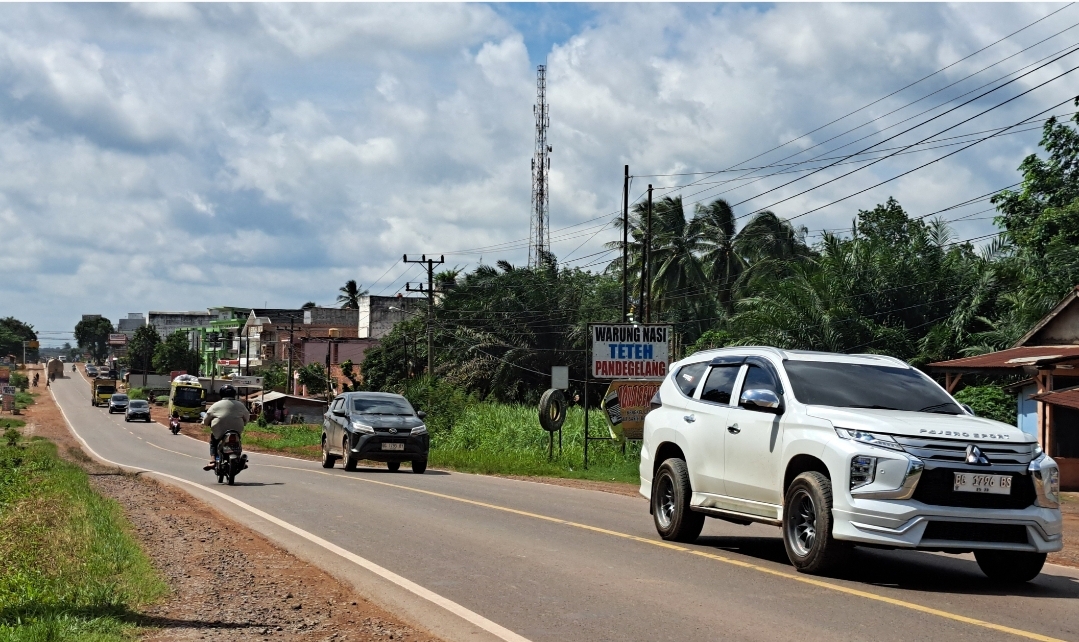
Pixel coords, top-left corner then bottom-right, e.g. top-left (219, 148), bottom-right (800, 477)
top-left (51, 386), bottom-right (531, 642)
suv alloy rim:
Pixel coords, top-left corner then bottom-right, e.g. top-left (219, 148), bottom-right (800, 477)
top-left (788, 489), bottom-right (817, 557)
top-left (656, 473), bottom-right (676, 529)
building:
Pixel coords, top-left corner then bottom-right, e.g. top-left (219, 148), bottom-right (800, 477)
top-left (358, 295), bottom-right (422, 339)
top-left (117, 313), bottom-right (146, 337)
top-left (929, 286), bottom-right (1079, 490)
top-left (148, 310), bottom-right (214, 340)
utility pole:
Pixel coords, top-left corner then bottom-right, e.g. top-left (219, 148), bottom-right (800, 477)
top-left (645, 184), bottom-right (653, 323)
top-left (274, 315), bottom-right (300, 395)
top-left (622, 165), bottom-right (629, 322)
top-left (404, 254), bottom-right (445, 398)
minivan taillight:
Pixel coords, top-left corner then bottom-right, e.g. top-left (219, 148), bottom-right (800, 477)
top-left (650, 390), bottom-right (662, 410)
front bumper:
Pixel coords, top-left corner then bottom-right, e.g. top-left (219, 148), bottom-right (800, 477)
top-left (349, 432), bottom-right (429, 462)
top-left (833, 499), bottom-right (1063, 553)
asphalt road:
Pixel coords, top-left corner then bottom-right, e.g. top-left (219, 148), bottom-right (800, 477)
top-left (51, 374), bottom-right (1079, 642)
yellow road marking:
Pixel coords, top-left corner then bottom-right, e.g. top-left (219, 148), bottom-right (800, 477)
top-left (263, 462), bottom-right (1064, 642)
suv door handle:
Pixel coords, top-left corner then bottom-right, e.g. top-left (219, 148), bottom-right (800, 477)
top-left (727, 423), bottom-right (740, 434)
top-left (683, 415), bottom-right (696, 423)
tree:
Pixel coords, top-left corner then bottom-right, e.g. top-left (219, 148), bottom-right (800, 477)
top-left (74, 317), bottom-right (113, 363)
top-left (152, 331), bottom-right (199, 374)
top-left (301, 301), bottom-right (317, 309)
top-left (127, 325), bottom-right (161, 373)
top-left (337, 280), bottom-right (369, 309)
top-left (0, 317), bottom-right (38, 362)
top-left (297, 362), bottom-right (328, 396)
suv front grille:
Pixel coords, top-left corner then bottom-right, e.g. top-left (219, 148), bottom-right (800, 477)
top-left (892, 436), bottom-right (1036, 466)
top-left (912, 468), bottom-right (1036, 509)
top-left (922, 521), bottom-right (1028, 544)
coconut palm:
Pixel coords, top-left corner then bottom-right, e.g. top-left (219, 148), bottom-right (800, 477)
top-left (337, 280), bottom-right (369, 309)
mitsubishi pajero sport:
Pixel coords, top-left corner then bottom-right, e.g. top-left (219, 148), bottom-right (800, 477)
top-left (640, 348), bottom-right (1062, 582)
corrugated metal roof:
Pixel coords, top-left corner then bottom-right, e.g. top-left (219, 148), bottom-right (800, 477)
top-left (1032, 386), bottom-right (1079, 411)
top-left (928, 345), bottom-right (1079, 371)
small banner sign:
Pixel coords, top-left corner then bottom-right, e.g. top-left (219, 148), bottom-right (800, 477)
top-left (228, 376), bottom-right (263, 388)
top-left (601, 380), bottom-right (661, 441)
top-left (108, 334), bottom-right (127, 346)
top-left (591, 323), bottom-right (671, 380)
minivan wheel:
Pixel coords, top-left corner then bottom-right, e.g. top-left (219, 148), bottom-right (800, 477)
top-left (974, 550), bottom-right (1046, 583)
top-left (651, 458), bottom-right (704, 543)
top-left (387, 461), bottom-right (400, 472)
top-left (411, 459), bottom-right (427, 474)
top-left (783, 472), bottom-right (847, 573)
top-left (320, 436), bottom-right (337, 469)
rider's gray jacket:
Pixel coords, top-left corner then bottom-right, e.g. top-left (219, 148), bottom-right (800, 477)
top-left (203, 399), bottom-right (250, 439)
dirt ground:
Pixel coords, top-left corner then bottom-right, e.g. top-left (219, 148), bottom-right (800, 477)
top-left (20, 367), bottom-right (440, 641)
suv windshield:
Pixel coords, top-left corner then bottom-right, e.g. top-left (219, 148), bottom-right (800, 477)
top-left (784, 361), bottom-right (962, 415)
top-left (353, 397), bottom-right (414, 415)
top-left (112, 395), bottom-right (128, 402)
top-left (129, 400), bottom-right (148, 408)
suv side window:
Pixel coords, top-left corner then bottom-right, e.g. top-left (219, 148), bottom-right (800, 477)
top-left (331, 397), bottom-right (344, 413)
top-left (741, 364), bottom-right (779, 395)
top-left (700, 366), bottom-right (740, 405)
top-left (674, 362), bottom-right (708, 398)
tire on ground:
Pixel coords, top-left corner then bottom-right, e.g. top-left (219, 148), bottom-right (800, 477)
top-left (321, 435), bottom-right (337, 469)
top-left (651, 458), bottom-right (705, 542)
top-left (387, 461), bottom-right (400, 472)
top-left (412, 459), bottom-right (427, 474)
top-left (974, 550), bottom-right (1046, 583)
top-left (538, 389), bottom-right (567, 432)
top-left (342, 439), bottom-right (357, 471)
top-left (782, 471), bottom-right (848, 574)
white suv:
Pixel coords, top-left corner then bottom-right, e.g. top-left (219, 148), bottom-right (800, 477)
top-left (640, 348), bottom-right (1062, 582)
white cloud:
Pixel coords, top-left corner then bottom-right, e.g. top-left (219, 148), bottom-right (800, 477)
top-left (0, 3), bottom-right (1071, 335)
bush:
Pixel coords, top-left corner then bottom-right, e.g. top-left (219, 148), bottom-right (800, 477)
top-left (3, 427), bottom-right (19, 447)
top-left (154, 395), bottom-right (169, 405)
top-left (126, 388), bottom-right (147, 400)
top-left (9, 372), bottom-right (28, 392)
top-left (954, 385), bottom-right (1017, 425)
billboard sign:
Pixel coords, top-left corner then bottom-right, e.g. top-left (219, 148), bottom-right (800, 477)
top-left (108, 334), bottom-right (127, 346)
top-left (601, 380), bottom-right (661, 440)
top-left (590, 324), bottom-right (671, 380)
top-left (229, 376), bottom-right (263, 388)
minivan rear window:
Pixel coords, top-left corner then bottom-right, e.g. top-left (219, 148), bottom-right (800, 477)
top-left (784, 361), bottom-right (961, 414)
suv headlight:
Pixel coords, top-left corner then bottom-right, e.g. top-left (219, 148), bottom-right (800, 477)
top-left (411, 425), bottom-right (428, 436)
top-left (1030, 452), bottom-right (1061, 509)
top-left (352, 421), bottom-right (374, 434)
top-left (834, 427), bottom-right (905, 452)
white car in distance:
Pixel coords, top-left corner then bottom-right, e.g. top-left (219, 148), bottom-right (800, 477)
top-left (640, 348), bottom-right (1062, 582)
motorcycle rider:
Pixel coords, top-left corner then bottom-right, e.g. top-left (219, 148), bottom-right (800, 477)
top-left (202, 385), bottom-right (249, 471)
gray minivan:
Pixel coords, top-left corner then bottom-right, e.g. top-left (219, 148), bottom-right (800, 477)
top-left (322, 392), bottom-right (429, 473)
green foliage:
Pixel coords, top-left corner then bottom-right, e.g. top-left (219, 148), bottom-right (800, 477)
top-left (0, 439), bottom-right (165, 639)
top-left (153, 395), bottom-right (168, 404)
top-left (0, 317), bottom-right (37, 362)
top-left (126, 325), bottom-right (161, 374)
top-left (337, 280), bottom-right (369, 309)
top-left (152, 331), bottom-right (199, 375)
top-left (3, 427), bottom-right (19, 447)
top-left (339, 359), bottom-right (362, 392)
top-left (74, 317), bottom-right (113, 363)
top-left (15, 392), bottom-right (34, 410)
top-left (954, 385), bottom-right (1018, 426)
top-left (256, 411), bottom-right (269, 428)
top-left (126, 388), bottom-right (147, 401)
top-left (297, 362), bottom-right (328, 396)
top-left (9, 372), bottom-right (29, 392)
top-left (257, 361), bottom-right (288, 392)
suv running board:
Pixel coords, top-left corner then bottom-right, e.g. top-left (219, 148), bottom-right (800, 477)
top-left (690, 505), bottom-right (782, 527)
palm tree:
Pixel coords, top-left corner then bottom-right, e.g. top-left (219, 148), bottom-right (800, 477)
top-left (337, 280), bottom-right (368, 309)
top-left (692, 199), bottom-right (742, 314)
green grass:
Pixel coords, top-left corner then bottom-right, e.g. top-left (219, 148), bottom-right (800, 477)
top-left (236, 403), bottom-right (641, 485)
top-left (0, 419), bottom-right (25, 430)
top-left (13, 393), bottom-right (34, 411)
top-left (0, 436), bottom-right (167, 641)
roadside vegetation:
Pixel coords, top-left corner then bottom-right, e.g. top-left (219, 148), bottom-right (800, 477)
top-left (0, 432), bottom-right (166, 640)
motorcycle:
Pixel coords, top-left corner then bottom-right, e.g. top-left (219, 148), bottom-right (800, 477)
top-left (169, 417), bottom-right (181, 435)
top-left (211, 430), bottom-right (248, 485)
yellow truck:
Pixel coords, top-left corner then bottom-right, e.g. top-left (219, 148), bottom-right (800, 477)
top-left (91, 379), bottom-right (118, 407)
top-left (168, 374), bottom-right (205, 421)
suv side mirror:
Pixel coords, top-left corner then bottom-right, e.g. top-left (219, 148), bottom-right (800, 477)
top-left (416, 411), bottom-right (427, 419)
top-left (740, 388), bottom-right (782, 413)
top-left (960, 403), bottom-right (975, 416)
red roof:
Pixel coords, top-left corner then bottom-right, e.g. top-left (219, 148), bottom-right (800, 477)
top-left (1032, 386), bottom-right (1079, 411)
top-left (928, 345), bottom-right (1079, 372)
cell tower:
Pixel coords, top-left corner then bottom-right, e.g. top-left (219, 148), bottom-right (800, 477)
top-left (528, 64), bottom-right (551, 268)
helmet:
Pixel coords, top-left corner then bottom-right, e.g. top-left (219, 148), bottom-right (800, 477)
top-left (220, 385), bottom-right (237, 398)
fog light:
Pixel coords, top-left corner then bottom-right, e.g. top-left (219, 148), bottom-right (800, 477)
top-left (850, 456), bottom-right (876, 490)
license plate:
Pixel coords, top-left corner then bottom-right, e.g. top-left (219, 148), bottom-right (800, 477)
top-left (953, 472), bottom-right (1012, 495)
top-left (381, 443), bottom-right (404, 451)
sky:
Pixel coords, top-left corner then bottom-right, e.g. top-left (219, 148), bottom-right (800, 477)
top-left (2, 2), bottom-right (1077, 344)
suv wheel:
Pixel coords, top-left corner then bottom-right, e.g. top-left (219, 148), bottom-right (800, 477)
top-left (342, 438), bottom-right (357, 471)
top-left (652, 458), bottom-right (705, 542)
top-left (974, 550), bottom-right (1046, 583)
top-left (387, 461), bottom-right (400, 472)
top-left (783, 472), bottom-right (847, 573)
top-left (320, 436), bottom-right (337, 469)
top-left (411, 458), bottom-right (427, 474)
